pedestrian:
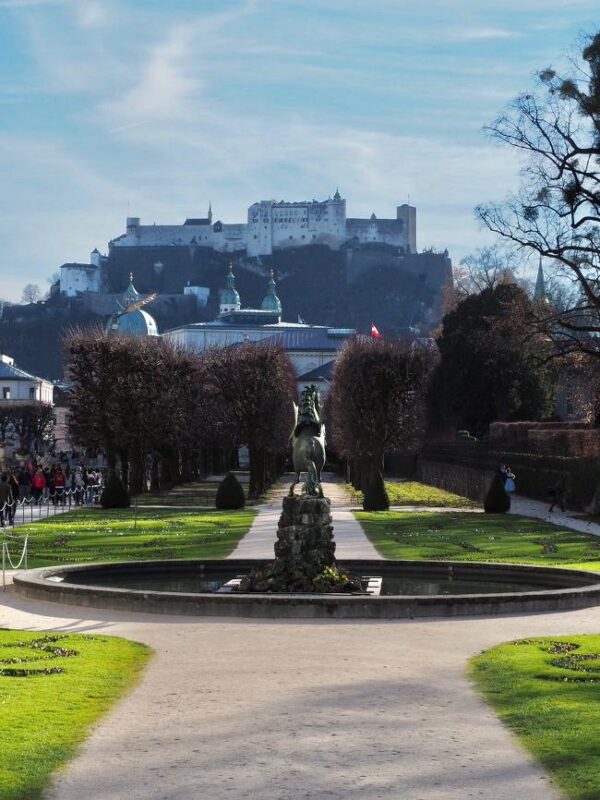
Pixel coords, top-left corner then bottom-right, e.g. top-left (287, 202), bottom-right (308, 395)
top-left (0, 474), bottom-right (13, 528)
top-left (32, 469), bottom-right (46, 503)
top-left (73, 470), bottom-right (84, 506)
top-left (504, 467), bottom-right (516, 494)
top-left (54, 467), bottom-right (65, 506)
top-left (64, 467), bottom-right (73, 505)
top-left (17, 468), bottom-right (31, 501)
top-left (549, 478), bottom-right (566, 513)
top-left (7, 472), bottom-right (19, 524)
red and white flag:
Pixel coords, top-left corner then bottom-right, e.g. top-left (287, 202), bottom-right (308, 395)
top-left (371, 323), bottom-right (381, 339)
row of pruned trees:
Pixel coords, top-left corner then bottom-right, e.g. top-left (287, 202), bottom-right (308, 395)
top-left (65, 328), bottom-right (297, 499)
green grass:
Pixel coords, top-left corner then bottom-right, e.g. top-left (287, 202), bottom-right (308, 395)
top-left (0, 629), bottom-right (151, 800)
top-left (134, 481), bottom-right (222, 507)
top-left (349, 481), bottom-right (478, 508)
top-left (14, 507), bottom-right (256, 568)
top-left (471, 636), bottom-right (600, 800)
top-left (355, 511), bottom-right (600, 571)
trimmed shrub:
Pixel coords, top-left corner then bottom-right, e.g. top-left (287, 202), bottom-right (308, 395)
top-left (100, 471), bottom-right (130, 509)
top-left (216, 472), bottom-right (246, 510)
top-left (484, 474), bottom-right (510, 513)
top-left (363, 470), bottom-right (390, 511)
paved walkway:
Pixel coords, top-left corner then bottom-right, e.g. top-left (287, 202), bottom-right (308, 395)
top-left (230, 474), bottom-right (380, 560)
top-left (510, 494), bottom-right (600, 537)
top-left (1, 584), bottom-right (595, 799)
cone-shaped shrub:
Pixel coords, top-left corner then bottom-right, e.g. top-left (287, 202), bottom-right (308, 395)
top-left (100, 471), bottom-right (131, 509)
top-left (484, 474), bottom-right (510, 513)
top-left (216, 472), bottom-right (246, 510)
top-left (363, 470), bottom-right (390, 511)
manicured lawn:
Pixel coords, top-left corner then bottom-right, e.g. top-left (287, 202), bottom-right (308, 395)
top-left (355, 511), bottom-right (600, 571)
top-left (0, 629), bottom-right (150, 800)
top-left (16, 507), bottom-right (256, 568)
top-left (349, 481), bottom-right (478, 508)
top-left (134, 481), bottom-right (222, 507)
top-left (471, 636), bottom-right (600, 800)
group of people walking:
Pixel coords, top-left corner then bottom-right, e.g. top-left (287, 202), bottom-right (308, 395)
top-left (0, 464), bottom-right (104, 527)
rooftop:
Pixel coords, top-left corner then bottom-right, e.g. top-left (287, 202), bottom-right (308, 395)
top-left (0, 360), bottom-right (45, 382)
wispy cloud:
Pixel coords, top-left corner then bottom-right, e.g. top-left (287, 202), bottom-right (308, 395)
top-left (0, 0), bottom-right (596, 301)
top-left (443, 26), bottom-right (521, 42)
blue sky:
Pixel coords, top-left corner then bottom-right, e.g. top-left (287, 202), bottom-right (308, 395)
top-left (0, 0), bottom-right (598, 301)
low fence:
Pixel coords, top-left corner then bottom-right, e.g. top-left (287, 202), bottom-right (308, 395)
top-left (0, 486), bottom-right (103, 529)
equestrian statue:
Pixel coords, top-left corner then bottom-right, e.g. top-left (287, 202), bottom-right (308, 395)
top-left (289, 384), bottom-right (326, 498)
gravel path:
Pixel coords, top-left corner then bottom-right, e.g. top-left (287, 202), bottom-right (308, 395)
top-left (1, 586), bottom-right (594, 800)
top-left (230, 474), bottom-right (379, 560)
top-left (2, 477), bottom-right (597, 799)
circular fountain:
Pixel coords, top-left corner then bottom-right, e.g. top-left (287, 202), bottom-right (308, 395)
top-left (13, 558), bottom-right (600, 619)
top-left (13, 388), bottom-right (600, 619)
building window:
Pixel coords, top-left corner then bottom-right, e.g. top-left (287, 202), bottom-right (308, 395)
top-left (2, 387), bottom-right (10, 399)
top-left (29, 387), bottom-right (36, 400)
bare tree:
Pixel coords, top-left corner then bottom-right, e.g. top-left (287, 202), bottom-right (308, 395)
top-left (204, 342), bottom-right (297, 499)
top-left (329, 336), bottom-right (434, 491)
top-left (476, 32), bottom-right (600, 356)
top-left (21, 283), bottom-right (42, 304)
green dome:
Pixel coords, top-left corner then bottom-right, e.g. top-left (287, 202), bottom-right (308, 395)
top-left (116, 308), bottom-right (158, 336)
top-left (261, 270), bottom-right (282, 313)
top-left (220, 264), bottom-right (241, 308)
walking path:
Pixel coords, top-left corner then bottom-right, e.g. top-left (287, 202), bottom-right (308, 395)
top-left (230, 474), bottom-right (379, 559)
top-left (510, 494), bottom-right (600, 537)
top-left (1, 583), bottom-right (595, 799)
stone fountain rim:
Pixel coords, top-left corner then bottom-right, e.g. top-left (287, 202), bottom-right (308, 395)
top-left (12, 558), bottom-right (600, 619)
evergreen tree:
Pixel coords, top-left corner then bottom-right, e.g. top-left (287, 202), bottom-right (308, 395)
top-left (429, 283), bottom-right (554, 435)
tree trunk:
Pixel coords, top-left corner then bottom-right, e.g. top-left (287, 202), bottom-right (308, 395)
top-left (248, 445), bottom-right (266, 500)
top-left (150, 455), bottom-right (160, 492)
top-left (129, 453), bottom-right (145, 496)
top-left (118, 449), bottom-right (130, 490)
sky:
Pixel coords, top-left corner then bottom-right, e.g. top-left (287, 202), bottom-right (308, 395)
top-left (0, 0), bottom-right (598, 302)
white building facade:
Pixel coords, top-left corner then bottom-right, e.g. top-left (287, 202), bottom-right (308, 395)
top-left (109, 192), bottom-right (417, 258)
top-left (0, 355), bottom-right (54, 404)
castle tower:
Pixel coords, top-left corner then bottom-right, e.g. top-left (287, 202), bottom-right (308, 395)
top-left (261, 270), bottom-right (282, 318)
top-left (219, 263), bottom-right (241, 315)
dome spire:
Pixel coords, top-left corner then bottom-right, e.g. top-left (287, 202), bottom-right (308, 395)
top-left (123, 273), bottom-right (140, 307)
top-left (219, 262), bottom-right (241, 315)
top-left (261, 269), bottom-right (282, 316)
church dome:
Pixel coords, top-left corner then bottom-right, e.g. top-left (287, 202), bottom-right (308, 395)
top-left (261, 270), bottom-right (282, 313)
top-left (220, 264), bottom-right (241, 311)
top-left (115, 308), bottom-right (158, 336)
top-left (107, 273), bottom-right (159, 336)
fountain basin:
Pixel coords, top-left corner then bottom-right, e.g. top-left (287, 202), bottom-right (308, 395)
top-left (13, 559), bottom-right (600, 619)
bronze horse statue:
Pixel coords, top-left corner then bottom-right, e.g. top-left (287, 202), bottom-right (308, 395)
top-left (289, 385), bottom-right (326, 497)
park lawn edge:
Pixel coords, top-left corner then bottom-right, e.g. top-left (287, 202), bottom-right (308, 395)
top-left (469, 635), bottom-right (600, 800)
top-left (353, 509), bottom-right (600, 571)
top-left (0, 629), bottom-right (153, 800)
top-left (14, 507), bottom-right (257, 568)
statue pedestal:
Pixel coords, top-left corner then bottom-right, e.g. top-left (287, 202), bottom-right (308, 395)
top-left (274, 495), bottom-right (335, 573)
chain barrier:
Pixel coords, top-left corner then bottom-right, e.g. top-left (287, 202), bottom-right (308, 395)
top-left (2, 530), bottom-right (28, 591)
top-left (0, 486), bottom-right (104, 529)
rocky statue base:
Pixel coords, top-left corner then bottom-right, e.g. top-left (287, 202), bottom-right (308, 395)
top-left (239, 495), bottom-right (362, 593)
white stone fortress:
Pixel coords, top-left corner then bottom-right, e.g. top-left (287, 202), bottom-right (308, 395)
top-left (109, 191), bottom-right (417, 258)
